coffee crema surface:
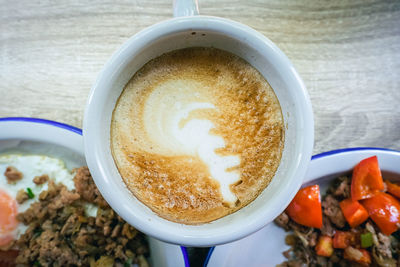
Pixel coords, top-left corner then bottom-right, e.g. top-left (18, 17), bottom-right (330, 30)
top-left (111, 47), bottom-right (284, 224)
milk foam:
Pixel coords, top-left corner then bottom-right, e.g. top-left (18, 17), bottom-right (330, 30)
top-left (143, 79), bottom-right (240, 204)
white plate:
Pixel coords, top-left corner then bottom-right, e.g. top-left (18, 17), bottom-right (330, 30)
top-left (0, 117), bottom-right (188, 267)
top-left (205, 147), bottom-right (400, 267)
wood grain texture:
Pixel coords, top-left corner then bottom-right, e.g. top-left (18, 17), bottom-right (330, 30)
top-left (1, 0), bottom-right (399, 155)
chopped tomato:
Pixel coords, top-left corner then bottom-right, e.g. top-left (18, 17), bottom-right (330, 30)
top-left (339, 198), bottom-right (369, 227)
top-left (285, 185), bottom-right (322, 228)
top-left (361, 192), bottom-right (400, 235)
top-left (351, 156), bottom-right (384, 201)
top-left (333, 231), bottom-right (354, 249)
top-left (385, 180), bottom-right (400, 199)
top-left (315, 235), bottom-right (333, 257)
top-left (343, 246), bottom-right (371, 265)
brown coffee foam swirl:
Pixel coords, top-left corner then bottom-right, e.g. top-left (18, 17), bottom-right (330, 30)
top-left (111, 47), bottom-right (284, 224)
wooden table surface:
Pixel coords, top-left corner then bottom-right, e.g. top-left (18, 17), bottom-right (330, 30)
top-left (1, 0), bottom-right (400, 265)
top-left (1, 0), bottom-right (399, 153)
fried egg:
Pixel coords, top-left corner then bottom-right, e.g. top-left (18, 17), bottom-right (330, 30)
top-left (0, 154), bottom-right (97, 247)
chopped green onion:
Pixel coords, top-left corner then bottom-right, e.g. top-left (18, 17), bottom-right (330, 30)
top-left (33, 261), bottom-right (41, 267)
top-left (26, 187), bottom-right (35, 199)
top-left (33, 228), bottom-right (43, 239)
top-left (361, 232), bottom-right (373, 248)
top-left (124, 258), bottom-right (133, 267)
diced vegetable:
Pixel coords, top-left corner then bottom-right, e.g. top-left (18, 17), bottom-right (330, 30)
top-left (315, 235), bottom-right (333, 257)
top-left (385, 179), bottom-right (400, 199)
top-left (124, 258), bottom-right (133, 267)
top-left (339, 198), bottom-right (369, 227)
top-left (333, 231), bottom-right (354, 249)
top-left (26, 187), bottom-right (35, 199)
top-left (32, 228), bottom-right (43, 239)
top-left (361, 192), bottom-right (400, 235)
top-left (285, 185), bottom-right (322, 228)
top-left (360, 232), bottom-right (373, 248)
top-left (343, 246), bottom-right (371, 265)
top-left (351, 156), bottom-right (384, 201)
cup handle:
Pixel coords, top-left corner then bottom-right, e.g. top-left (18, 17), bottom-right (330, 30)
top-left (173, 0), bottom-right (199, 17)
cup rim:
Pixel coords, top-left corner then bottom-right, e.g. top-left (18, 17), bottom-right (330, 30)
top-left (83, 15), bottom-right (314, 246)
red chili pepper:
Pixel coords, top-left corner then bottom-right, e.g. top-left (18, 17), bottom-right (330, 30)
top-left (315, 235), bottom-right (333, 257)
top-left (285, 185), bottom-right (322, 228)
top-left (385, 180), bottom-right (400, 199)
top-left (361, 192), bottom-right (400, 235)
top-left (351, 156), bottom-right (384, 201)
top-left (339, 198), bottom-right (369, 228)
top-left (343, 247), bottom-right (371, 265)
top-left (333, 231), bottom-right (354, 249)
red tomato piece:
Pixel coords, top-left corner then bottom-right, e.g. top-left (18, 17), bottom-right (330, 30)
top-left (333, 231), bottom-right (354, 249)
top-left (385, 180), bottom-right (400, 199)
top-left (351, 156), bottom-right (384, 201)
top-left (339, 198), bottom-right (369, 228)
top-left (315, 235), bottom-right (333, 257)
top-left (343, 247), bottom-right (371, 265)
top-left (285, 185), bottom-right (322, 228)
top-left (361, 192), bottom-right (400, 235)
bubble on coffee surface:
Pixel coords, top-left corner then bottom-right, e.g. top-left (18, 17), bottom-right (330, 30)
top-left (111, 47), bottom-right (284, 224)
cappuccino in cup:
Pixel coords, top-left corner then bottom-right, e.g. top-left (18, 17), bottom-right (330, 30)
top-left (111, 47), bottom-right (284, 224)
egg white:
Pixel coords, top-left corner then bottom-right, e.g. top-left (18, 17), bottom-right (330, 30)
top-left (0, 154), bottom-right (97, 240)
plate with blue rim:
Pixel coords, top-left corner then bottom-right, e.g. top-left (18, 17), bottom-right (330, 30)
top-left (0, 117), bottom-right (189, 267)
top-left (204, 147), bottom-right (400, 267)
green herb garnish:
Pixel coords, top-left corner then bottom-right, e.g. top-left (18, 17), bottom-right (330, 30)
top-left (361, 232), bottom-right (373, 248)
top-left (33, 261), bottom-right (41, 266)
top-left (124, 258), bottom-right (133, 267)
top-left (33, 228), bottom-right (43, 239)
top-left (27, 187), bottom-right (35, 199)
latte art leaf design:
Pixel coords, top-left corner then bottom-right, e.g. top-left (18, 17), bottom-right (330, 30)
top-left (143, 82), bottom-right (241, 205)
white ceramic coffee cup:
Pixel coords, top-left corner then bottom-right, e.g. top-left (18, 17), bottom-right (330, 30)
top-left (83, 0), bottom-right (314, 247)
